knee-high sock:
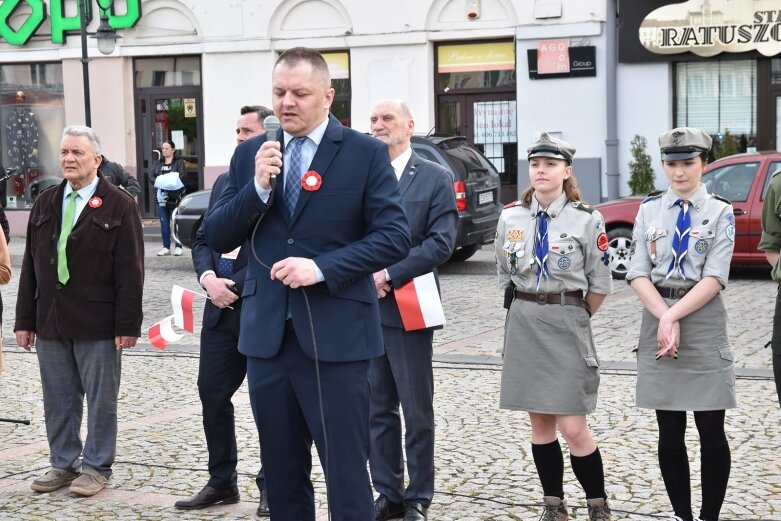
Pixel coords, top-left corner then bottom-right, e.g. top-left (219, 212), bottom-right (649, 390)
top-left (570, 447), bottom-right (606, 500)
top-left (532, 440), bottom-right (564, 499)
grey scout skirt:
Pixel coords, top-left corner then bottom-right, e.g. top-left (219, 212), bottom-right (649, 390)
top-left (500, 299), bottom-right (600, 415)
top-left (636, 293), bottom-right (737, 411)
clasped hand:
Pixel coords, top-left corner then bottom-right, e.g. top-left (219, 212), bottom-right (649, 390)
top-left (656, 312), bottom-right (680, 359)
top-left (271, 257), bottom-right (317, 288)
top-left (203, 274), bottom-right (239, 309)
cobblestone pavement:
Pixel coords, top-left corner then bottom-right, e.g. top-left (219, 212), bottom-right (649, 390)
top-left (1, 244), bottom-right (779, 520)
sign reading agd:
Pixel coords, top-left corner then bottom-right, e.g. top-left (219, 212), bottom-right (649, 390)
top-left (0, 0), bottom-right (141, 46)
top-left (537, 39), bottom-right (571, 74)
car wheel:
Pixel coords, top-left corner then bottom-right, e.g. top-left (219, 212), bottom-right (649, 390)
top-left (607, 227), bottom-right (633, 279)
top-left (448, 243), bottom-right (479, 263)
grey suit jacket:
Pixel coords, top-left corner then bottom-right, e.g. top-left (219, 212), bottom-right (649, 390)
top-left (379, 151), bottom-right (458, 330)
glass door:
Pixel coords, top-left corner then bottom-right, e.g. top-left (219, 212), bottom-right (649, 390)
top-left (135, 90), bottom-right (202, 218)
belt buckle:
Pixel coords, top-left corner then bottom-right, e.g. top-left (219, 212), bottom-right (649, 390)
top-left (675, 288), bottom-right (687, 299)
top-left (536, 293), bottom-right (548, 305)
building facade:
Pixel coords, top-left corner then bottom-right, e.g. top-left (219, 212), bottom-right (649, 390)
top-left (0, 0), bottom-right (779, 234)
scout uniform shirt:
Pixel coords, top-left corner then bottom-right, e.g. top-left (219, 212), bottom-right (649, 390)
top-left (496, 191), bottom-right (612, 295)
top-left (759, 168), bottom-right (781, 283)
top-left (626, 184), bottom-right (734, 288)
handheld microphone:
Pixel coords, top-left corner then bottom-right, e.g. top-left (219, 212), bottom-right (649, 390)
top-left (263, 115), bottom-right (280, 142)
top-left (263, 115), bottom-right (281, 189)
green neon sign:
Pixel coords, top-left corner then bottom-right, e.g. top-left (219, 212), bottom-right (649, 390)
top-left (0, 0), bottom-right (141, 46)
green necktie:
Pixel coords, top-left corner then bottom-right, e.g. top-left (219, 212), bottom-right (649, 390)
top-left (57, 191), bottom-right (79, 284)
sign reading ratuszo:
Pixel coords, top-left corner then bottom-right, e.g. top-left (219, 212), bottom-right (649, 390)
top-left (0, 0), bottom-right (141, 46)
top-left (640, 0), bottom-right (781, 58)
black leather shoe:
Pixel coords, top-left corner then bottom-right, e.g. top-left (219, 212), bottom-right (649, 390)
top-left (174, 484), bottom-right (240, 510)
top-left (375, 494), bottom-right (404, 520)
top-left (403, 501), bottom-right (428, 521)
top-left (256, 488), bottom-right (269, 517)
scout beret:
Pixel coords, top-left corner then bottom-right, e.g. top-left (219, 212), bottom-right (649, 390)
top-left (527, 132), bottom-right (575, 165)
top-left (658, 127), bottom-right (712, 160)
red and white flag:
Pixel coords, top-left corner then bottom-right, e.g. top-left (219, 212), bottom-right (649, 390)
top-left (394, 272), bottom-right (446, 331)
top-left (171, 285), bottom-right (196, 333)
top-left (147, 316), bottom-right (184, 350)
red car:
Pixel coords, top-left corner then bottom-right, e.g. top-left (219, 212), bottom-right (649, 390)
top-left (595, 151), bottom-right (781, 279)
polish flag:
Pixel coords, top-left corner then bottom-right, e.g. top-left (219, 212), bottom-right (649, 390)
top-left (171, 285), bottom-right (196, 333)
top-left (148, 316), bottom-right (184, 350)
top-left (394, 272), bottom-right (446, 331)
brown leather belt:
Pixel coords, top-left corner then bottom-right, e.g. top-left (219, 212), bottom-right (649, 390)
top-left (514, 289), bottom-right (591, 315)
top-left (654, 286), bottom-right (691, 299)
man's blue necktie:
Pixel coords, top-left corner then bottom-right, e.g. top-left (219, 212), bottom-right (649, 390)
top-left (534, 210), bottom-right (549, 290)
top-left (284, 137), bottom-right (305, 214)
top-left (667, 198), bottom-right (691, 280)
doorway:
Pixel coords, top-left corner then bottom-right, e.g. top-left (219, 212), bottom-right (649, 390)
top-left (437, 92), bottom-right (518, 203)
top-left (134, 90), bottom-right (203, 218)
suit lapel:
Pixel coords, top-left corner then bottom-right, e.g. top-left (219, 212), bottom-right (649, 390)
top-left (289, 115), bottom-right (342, 228)
top-left (397, 151), bottom-right (422, 198)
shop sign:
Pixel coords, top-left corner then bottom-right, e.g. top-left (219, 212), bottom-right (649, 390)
top-left (473, 101), bottom-right (517, 144)
top-left (183, 98), bottom-right (196, 118)
top-left (537, 39), bottom-right (570, 75)
top-left (640, 0), bottom-right (781, 58)
top-left (438, 41), bottom-right (515, 73)
top-left (0, 0), bottom-right (141, 47)
top-left (527, 46), bottom-right (596, 79)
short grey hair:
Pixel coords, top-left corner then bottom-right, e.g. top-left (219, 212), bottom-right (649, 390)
top-left (375, 99), bottom-right (416, 123)
top-left (62, 125), bottom-right (101, 153)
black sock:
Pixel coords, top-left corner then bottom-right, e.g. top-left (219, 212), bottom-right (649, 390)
top-left (570, 447), bottom-right (606, 500)
top-left (656, 410), bottom-right (693, 521)
top-left (695, 410), bottom-right (730, 521)
top-left (531, 440), bottom-right (564, 499)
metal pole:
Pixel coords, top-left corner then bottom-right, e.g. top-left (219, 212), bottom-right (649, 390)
top-left (79, 0), bottom-right (91, 127)
top-left (605, 0), bottom-right (619, 201)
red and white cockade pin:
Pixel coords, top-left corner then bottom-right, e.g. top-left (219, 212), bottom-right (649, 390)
top-left (88, 196), bottom-right (103, 208)
top-left (301, 170), bottom-right (322, 191)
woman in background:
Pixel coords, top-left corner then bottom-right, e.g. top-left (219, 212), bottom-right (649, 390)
top-left (150, 139), bottom-right (186, 256)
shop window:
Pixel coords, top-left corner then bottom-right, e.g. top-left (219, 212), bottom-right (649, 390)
top-left (135, 56), bottom-right (201, 88)
top-left (437, 41), bottom-right (516, 91)
top-left (0, 63), bottom-right (65, 210)
top-left (322, 51), bottom-right (351, 127)
top-left (675, 60), bottom-right (757, 153)
top-left (772, 58), bottom-right (781, 85)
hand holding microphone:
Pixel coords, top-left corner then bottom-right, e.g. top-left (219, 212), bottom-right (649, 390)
top-left (254, 115), bottom-right (282, 190)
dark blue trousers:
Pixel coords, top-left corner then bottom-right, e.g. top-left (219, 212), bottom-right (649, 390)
top-left (369, 326), bottom-right (435, 506)
top-left (199, 308), bottom-right (264, 491)
top-left (246, 323), bottom-right (373, 520)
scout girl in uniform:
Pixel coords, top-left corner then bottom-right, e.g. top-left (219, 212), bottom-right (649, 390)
top-left (495, 133), bottom-right (613, 521)
top-left (626, 127), bottom-right (736, 521)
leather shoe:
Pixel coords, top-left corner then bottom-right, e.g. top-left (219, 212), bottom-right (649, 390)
top-left (256, 488), bottom-right (269, 517)
top-left (375, 494), bottom-right (404, 520)
top-left (174, 484), bottom-right (240, 510)
top-left (403, 501), bottom-right (428, 521)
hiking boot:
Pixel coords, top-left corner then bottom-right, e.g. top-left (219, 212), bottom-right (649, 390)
top-left (30, 468), bottom-right (77, 492)
top-left (69, 468), bottom-right (108, 496)
top-left (539, 496), bottom-right (569, 521)
top-left (587, 498), bottom-right (613, 521)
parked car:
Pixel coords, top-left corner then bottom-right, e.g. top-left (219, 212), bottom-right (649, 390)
top-left (596, 151), bottom-right (781, 279)
top-left (174, 134), bottom-right (503, 262)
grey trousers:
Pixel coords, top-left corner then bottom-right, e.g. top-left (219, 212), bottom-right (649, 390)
top-left (36, 337), bottom-right (122, 477)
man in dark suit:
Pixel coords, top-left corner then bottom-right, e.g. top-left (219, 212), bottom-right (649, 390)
top-left (368, 100), bottom-right (458, 521)
top-left (15, 125), bottom-right (144, 498)
top-left (175, 105), bottom-right (273, 516)
top-left (205, 47), bottom-right (410, 520)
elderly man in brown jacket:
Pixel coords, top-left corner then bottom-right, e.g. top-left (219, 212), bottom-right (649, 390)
top-left (15, 125), bottom-right (144, 497)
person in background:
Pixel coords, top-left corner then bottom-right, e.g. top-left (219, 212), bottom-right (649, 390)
top-left (98, 154), bottom-right (141, 198)
top-left (15, 125), bottom-right (144, 498)
top-left (627, 127), bottom-right (736, 521)
top-left (495, 133), bottom-right (614, 521)
top-left (0, 225), bottom-right (10, 373)
top-left (758, 166), bottom-right (781, 408)
top-left (368, 99), bottom-right (457, 521)
top-left (175, 104), bottom-right (273, 516)
top-left (150, 139), bottom-right (186, 256)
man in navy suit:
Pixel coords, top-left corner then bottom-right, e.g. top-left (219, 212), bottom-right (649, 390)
top-left (175, 105), bottom-right (273, 515)
top-left (368, 100), bottom-right (458, 521)
top-left (205, 48), bottom-right (410, 520)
